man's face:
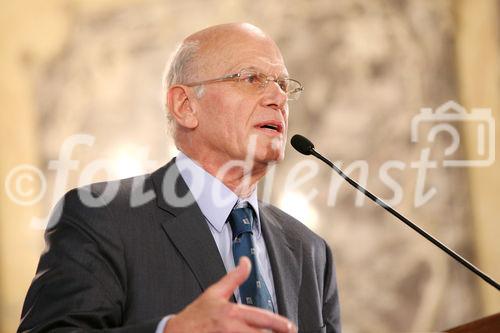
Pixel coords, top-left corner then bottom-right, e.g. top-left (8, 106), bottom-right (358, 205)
top-left (192, 36), bottom-right (289, 167)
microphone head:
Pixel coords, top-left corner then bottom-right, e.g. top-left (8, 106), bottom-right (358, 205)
top-left (291, 134), bottom-right (315, 155)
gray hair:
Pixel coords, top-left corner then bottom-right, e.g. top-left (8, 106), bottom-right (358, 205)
top-left (161, 40), bottom-right (204, 134)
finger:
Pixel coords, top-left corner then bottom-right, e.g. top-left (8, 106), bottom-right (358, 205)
top-left (232, 304), bottom-right (297, 333)
top-left (220, 319), bottom-right (263, 333)
top-left (208, 257), bottom-right (252, 299)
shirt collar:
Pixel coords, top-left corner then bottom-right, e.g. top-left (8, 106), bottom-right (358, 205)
top-left (175, 152), bottom-right (261, 237)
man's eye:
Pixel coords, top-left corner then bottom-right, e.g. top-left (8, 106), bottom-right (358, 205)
top-left (244, 74), bottom-right (259, 84)
top-left (278, 80), bottom-right (289, 92)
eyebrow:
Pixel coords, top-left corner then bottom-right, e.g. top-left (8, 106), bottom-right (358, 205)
top-left (241, 66), bottom-right (289, 79)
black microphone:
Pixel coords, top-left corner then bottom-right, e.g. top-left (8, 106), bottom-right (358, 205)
top-left (291, 134), bottom-right (500, 291)
top-left (291, 134), bottom-right (314, 155)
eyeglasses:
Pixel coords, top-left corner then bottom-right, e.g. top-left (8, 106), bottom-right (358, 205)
top-left (184, 68), bottom-right (304, 100)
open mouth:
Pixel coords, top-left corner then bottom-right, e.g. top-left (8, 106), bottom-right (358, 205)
top-left (256, 121), bottom-right (283, 133)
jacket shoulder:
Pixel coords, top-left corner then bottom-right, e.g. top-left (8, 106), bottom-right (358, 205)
top-left (260, 202), bottom-right (326, 247)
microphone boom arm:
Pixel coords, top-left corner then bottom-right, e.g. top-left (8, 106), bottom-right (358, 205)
top-left (308, 145), bottom-right (500, 291)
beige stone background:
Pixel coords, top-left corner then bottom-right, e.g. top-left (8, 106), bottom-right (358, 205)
top-left (1, 0), bottom-right (499, 332)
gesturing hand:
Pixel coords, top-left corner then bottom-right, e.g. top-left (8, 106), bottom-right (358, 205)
top-left (165, 257), bottom-right (297, 333)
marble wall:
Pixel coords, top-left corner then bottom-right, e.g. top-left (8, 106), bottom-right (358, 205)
top-left (1, 0), bottom-right (498, 332)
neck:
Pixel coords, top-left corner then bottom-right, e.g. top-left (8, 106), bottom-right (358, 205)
top-left (181, 151), bottom-right (268, 198)
top-left (211, 165), bottom-right (265, 198)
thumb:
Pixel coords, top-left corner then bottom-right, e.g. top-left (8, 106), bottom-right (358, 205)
top-left (208, 257), bottom-right (251, 299)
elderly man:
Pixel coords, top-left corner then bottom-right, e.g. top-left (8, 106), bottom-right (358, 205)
top-left (19, 23), bottom-right (341, 333)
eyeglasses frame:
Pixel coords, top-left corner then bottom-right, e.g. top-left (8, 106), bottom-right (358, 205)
top-left (182, 68), bottom-right (304, 100)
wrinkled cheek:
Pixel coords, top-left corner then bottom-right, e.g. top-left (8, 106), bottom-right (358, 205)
top-left (275, 139), bottom-right (286, 160)
top-left (264, 136), bottom-right (286, 161)
top-left (270, 136), bottom-right (284, 151)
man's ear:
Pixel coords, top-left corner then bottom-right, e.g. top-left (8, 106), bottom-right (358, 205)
top-left (166, 85), bottom-right (199, 129)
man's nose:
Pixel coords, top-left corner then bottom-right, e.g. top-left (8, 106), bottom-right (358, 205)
top-left (263, 80), bottom-right (288, 110)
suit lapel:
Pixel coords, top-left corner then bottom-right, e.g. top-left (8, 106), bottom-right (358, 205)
top-left (260, 204), bottom-right (302, 324)
top-left (151, 159), bottom-right (229, 292)
top-left (151, 159), bottom-right (300, 311)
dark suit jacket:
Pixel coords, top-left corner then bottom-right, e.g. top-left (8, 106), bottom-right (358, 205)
top-left (19, 159), bottom-right (341, 333)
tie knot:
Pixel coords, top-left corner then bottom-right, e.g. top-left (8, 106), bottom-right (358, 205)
top-left (229, 206), bottom-right (254, 239)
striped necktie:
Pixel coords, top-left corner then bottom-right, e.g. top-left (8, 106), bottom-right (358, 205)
top-left (228, 205), bottom-right (274, 312)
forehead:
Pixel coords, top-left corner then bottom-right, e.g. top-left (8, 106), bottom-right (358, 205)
top-left (204, 35), bottom-right (288, 76)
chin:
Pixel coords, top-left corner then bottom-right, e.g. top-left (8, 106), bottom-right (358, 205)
top-left (254, 148), bottom-right (285, 165)
top-left (249, 136), bottom-right (286, 164)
